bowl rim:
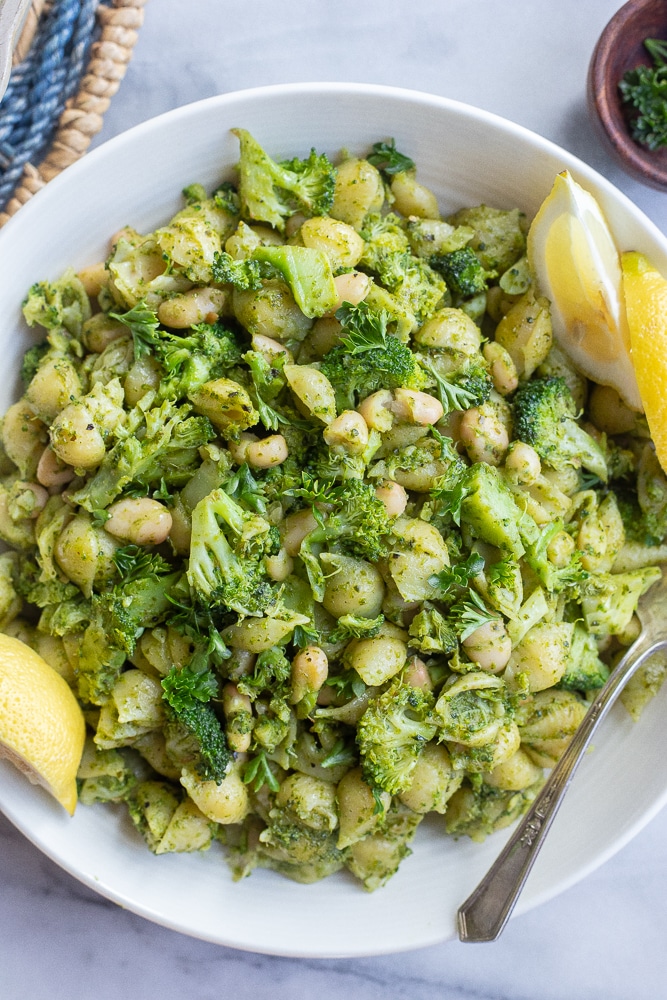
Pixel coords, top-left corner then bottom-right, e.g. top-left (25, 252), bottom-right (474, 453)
top-left (1, 81), bottom-right (667, 957)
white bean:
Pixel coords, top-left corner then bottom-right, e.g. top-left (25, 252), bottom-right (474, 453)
top-left (391, 388), bottom-right (444, 426)
top-left (282, 508), bottom-right (318, 556)
top-left (357, 389), bottom-right (394, 432)
top-left (374, 480), bottom-right (408, 518)
top-left (462, 619), bottom-right (512, 673)
top-left (329, 271), bottom-right (371, 313)
top-left (36, 446), bottom-right (75, 488)
top-left (483, 341), bottom-right (519, 396)
top-left (105, 498), bottom-right (173, 545)
top-left (504, 441), bottom-right (541, 483)
top-left (246, 434), bottom-right (288, 469)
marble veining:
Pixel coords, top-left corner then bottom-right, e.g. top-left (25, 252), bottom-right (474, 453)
top-left (3, 1), bottom-right (667, 995)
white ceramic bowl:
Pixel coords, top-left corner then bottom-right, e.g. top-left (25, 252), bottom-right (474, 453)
top-left (1, 83), bottom-right (667, 958)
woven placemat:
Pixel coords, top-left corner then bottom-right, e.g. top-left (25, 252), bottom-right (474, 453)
top-left (0, 0), bottom-right (147, 227)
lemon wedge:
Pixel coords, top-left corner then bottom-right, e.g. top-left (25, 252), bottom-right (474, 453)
top-left (621, 251), bottom-right (667, 474)
top-left (527, 170), bottom-right (643, 412)
top-left (0, 633), bottom-right (85, 814)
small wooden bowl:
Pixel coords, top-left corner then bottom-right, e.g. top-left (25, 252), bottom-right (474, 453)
top-left (588, 0), bottom-right (667, 190)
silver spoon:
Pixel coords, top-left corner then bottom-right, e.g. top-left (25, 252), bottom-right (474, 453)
top-left (458, 569), bottom-right (667, 942)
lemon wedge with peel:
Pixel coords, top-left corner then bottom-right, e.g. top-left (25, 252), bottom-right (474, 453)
top-left (621, 251), bottom-right (667, 473)
top-left (0, 633), bottom-right (85, 814)
top-left (527, 170), bottom-right (643, 412)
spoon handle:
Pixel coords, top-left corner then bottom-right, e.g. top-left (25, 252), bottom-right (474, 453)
top-left (457, 633), bottom-right (667, 943)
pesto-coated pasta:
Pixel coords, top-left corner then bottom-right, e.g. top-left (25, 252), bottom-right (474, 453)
top-left (3, 130), bottom-right (665, 894)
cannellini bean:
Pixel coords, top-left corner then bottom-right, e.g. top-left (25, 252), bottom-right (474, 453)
top-left (251, 334), bottom-right (293, 364)
top-left (483, 341), bottom-right (519, 396)
top-left (391, 388), bottom-right (444, 426)
top-left (459, 404), bottom-right (509, 466)
top-left (374, 480), bottom-right (408, 518)
top-left (357, 389), bottom-right (394, 432)
top-left (105, 497), bottom-right (173, 546)
top-left (504, 441), bottom-right (541, 483)
top-left (36, 446), bottom-right (75, 488)
top-left (290, 645), bottom-right (329, 704)
top-left (227, 432), bottom-right (259, 465)
top-left (462, 619), bottom-right (512, 673)
top-left (77, 261), bottom-right (108, 297)
top-left (390, 171), bottom-right (440, 219)
top-left (245, 434), bottom-right (288, 469)
top-left (329, 271), bottom-right (371, 313)
top-left (282, 508), bottom-right (318, 556)
top-left (50, 403), bottom-right (106, 469)
top-left (323, 410), bottom-right (369, 455)
top-left (403, 655), bottom-right (432, 690)
top-left (305, 317), bottom-right (342, 358)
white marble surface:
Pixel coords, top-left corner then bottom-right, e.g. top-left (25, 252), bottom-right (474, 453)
top-left (3, 0), bottom-right (667, 994)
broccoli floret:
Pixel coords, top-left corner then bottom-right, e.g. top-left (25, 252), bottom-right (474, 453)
top-left (112, 302), bottom-right (243, 397)
top-left (236, 647), bottom-right (293, 751)
top-left (76, 552), bottom-right (181, 705)
top-left (232, 128), bottom-right (336, 232)
top-left (408, 605), bottom-right (458, 654)
top-left (430, 246), bottom-right (488, 298)
top-left (22, 269), bottom-right (91, 336)
top-left (161, 660), bottom-right (232, 783)
top-left (419, 356), bottom-right (492, 412)
top-left (252, 245), bottom-right (338, 318)
top-left (445, 204), bottom-right (526, 274)
top-left (360, 217), bottom-right (447, 326)
top-left (559, 623), bottom-right (610, 692)
top-left (513, 376), bottom-right (608, 482)
top-left (580, 567), bottom-right (661, 636)
top-left (288, 474), bottom-right (392, 599)
top-left (211, 251), bottom-right (272, 290)
top-left (187, 487), bottom-right (277, 616)
top-left (357, 676), bottom-right (437, 795)
top-left (459, 462), bottom-right (538, 558)
top-left (320, 301), bottom-right (428, 408)
top-left (70, 401), bottom-right (215, 511)
top-left (20, 343), bottom-right (50, 387)
top-left (523, 519), bottom-right (588, 593)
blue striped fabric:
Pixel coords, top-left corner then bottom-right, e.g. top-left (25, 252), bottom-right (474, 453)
top-left (0, 0), bottom-right (102, 210)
